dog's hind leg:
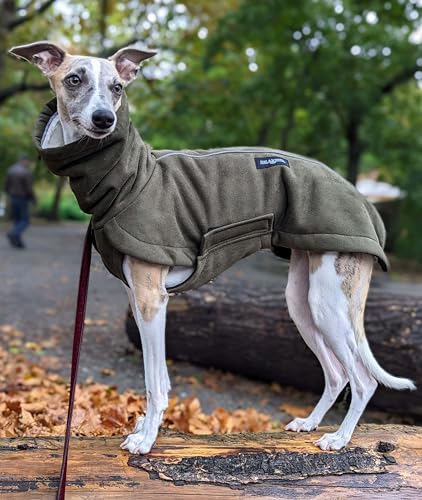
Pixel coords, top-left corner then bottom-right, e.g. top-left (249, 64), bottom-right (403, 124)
top-left (308, 253), bottom-right (415, 451)
top-left (307, 252), bottom-right (378, 450)
top-left (285, 250), bottom-right (348, 432)
top-left (120, 256), bottom-right (170, 454)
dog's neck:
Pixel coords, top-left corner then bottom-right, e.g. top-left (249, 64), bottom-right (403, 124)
top-left (37, 95), bottom-right (156, 223)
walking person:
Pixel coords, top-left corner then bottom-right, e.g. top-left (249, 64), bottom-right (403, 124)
top-left (4, 153), bottom-right (36, 248)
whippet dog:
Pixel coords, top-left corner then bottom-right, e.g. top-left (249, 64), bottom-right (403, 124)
top-left (9, 41), bottom-right (415, 455)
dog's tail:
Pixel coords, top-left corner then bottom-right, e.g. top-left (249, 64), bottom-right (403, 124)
top-left (356, 335), bottom-right (416, 391)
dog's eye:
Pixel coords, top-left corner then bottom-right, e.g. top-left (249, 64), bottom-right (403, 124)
top-left (66, 75), bottom-right (81, 86)
top-left (113, 83), bottom-right (123, 95)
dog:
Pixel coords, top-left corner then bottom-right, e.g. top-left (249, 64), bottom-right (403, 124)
top-left (9, 41), bottom-right (415, 455)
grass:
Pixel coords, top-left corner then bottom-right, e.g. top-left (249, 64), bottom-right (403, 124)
top-left (36, 185), bottom-right (89, 222)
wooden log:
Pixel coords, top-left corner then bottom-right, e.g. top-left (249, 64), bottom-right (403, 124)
top-left (126, 280), bottom-right (422, 416)
top-left (0, 425), bottom-right (421, 498)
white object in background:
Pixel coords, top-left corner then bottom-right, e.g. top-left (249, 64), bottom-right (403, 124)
top-left (356, 173), bottom-right (403, 204)
top-left (0, 193), bottom-right (5, 218)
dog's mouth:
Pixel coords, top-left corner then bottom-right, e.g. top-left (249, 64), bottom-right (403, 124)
top-left (72, 118), bottom-right (114, 140)
top-left (84, 128), bottom-right (113, 139)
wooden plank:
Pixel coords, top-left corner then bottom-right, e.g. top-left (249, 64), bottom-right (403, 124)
top-left (129, 432), bottom-right (389, 485)
top-left (0, 424), bottom-right (421, 498)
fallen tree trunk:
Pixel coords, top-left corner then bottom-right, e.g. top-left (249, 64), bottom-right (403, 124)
top-left (1, 425), bottom-right (421, 497)
top-left (127, 279), bottom-right (422, 416)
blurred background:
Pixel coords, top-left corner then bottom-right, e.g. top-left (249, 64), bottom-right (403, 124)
top-left (0, 0), bottom-right (421, 257)
top-left (0, 1), bottom-right (421, 436)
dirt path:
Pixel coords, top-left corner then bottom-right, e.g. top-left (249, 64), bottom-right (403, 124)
top-left (0, 221), bottom-right (418, 426)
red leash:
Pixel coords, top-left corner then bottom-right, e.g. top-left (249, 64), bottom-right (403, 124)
top-left (57, 225), bottom-right (93, 500)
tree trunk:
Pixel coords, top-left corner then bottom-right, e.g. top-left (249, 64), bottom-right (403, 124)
top-left (345, 119), bottom-right (362, 185)
top-left (48, 177), bottom-right (66, 221)
top-left (280, 105), bottom-right (294, 150)
top-left (2, 425), bottom-right (421, 496)
top-left (127, 281), bottom-right (422, 416)
top-left (0, 0), bottom-right (55, 107)
top-left (99, 0), bottom-right (109, 52)
top-left (255, 109), bottom-right (277, 145)
top-left (0, 1), bottom-right (15, 81)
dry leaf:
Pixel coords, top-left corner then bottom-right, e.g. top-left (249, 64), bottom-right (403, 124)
top-left (101, 368), bottom-right (115, 377)
top-left (84, 319), bottom-right (108, 326)
top-left (270, 382), bottom-right (282, 394)
top-left (0, 347), bottom-right (282, 437)
top-left (279, 403), bottom-right (313, 418)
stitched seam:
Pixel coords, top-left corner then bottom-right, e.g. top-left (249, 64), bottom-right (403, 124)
top-left (157, 150), bottom-right (280, 160)
top-left (202, 230), bottom-right (271, 256)
top-left (155, 149), bottom-right (326, 167)
top-left (113, 220), bottom-right (271, 251)
top-left (274, 229), bottom-right (380, 243)
top-left (113, 219), bottom-right (197, 249)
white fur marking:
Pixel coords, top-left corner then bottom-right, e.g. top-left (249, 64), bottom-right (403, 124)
top-left (357, 337), bottom-right (416, 390)
top-left (120, 256), bottom-right (170, 454)
top-left (285, 250), bottom-right (348, 433)
top-left (87, 58), bottom-right (102, 115)
top-left (308, 253), bottom-right (378, 450)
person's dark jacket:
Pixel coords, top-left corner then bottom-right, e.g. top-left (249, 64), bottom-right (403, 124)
top-left (4, 162), bottom-right (36, 202)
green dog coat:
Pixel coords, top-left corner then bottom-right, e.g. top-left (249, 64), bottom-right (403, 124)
top-left (34, 95), bottom-right (388, 293)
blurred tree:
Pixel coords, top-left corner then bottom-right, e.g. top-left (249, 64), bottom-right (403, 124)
top-left (127, 0), bottom-right (421, 259)
top-left (364, 82), bottom-right (422, 258)
top-left (0, 0), bottom-right (55, 104)
top-left (192, 0), bottom-right (422, 184)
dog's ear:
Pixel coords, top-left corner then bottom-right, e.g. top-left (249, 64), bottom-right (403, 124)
top-left (9, 41), bottom-right (66, 76)
top-left (109, 47), bottom-right (156, 84)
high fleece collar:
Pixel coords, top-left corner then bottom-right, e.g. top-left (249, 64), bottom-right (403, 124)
top-left (33, 94), bottom-right (155, 225)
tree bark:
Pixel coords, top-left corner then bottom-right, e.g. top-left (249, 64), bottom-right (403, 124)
top-left (6, 0), bottom-right (56, 30)
top-left (127, 281), bottom-right (422, 416)
top-left (255, 109), bottom-right (277, 146)
top-left (99, 0), bottom-right (109, 52)
top-left (0, 1), bottom-right (16, 81)
top-left (0, 81), bottom-right (50, 105)
top-left (0, 0), bottom-right (55, 106)
top-left (345, 119), bottom-right (362, 185)
top-left (130, 426), bottom-right (403, 485)
top-left (280, 104), bottom-right (294, 150)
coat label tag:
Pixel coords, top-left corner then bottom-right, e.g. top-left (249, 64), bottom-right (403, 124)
top-left (254, 156), bottom-right (290, 169)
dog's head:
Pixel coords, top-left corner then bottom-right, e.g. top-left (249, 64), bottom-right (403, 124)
top-left (9, 42), bottom-right (156, 140)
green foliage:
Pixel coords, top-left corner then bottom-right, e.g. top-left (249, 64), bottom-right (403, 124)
top-left (364, 83), bottom-right (422, 259)
top-left (37, 191), bottom-right (89, 221)
top-left (0, 95), bottom-right (42, 184)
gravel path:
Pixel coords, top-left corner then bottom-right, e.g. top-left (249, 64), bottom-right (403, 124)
top-left (1, 220), bottom-right (419, 426)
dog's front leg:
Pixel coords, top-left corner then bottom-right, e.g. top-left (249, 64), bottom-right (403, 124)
top-left (120, 256), bottom-right (170, 454)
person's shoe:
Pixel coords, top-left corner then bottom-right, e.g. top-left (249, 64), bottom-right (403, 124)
top-left (6, 233), bottom-right (25, 248)
top-left (6, 233), bottom-right (19, 248)
top-left (15, 236), bottom-right (25, 249)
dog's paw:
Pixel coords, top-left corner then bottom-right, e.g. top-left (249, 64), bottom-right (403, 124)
top-left (285, 417), bottom-right (317, 432)
top-left (314, 432), bottom-right (348, 451)
top-left (120, 432), bottom-right (155, 454)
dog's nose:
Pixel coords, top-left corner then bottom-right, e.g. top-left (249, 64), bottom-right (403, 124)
top-left (92, 109), bottom-right (115, 130)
